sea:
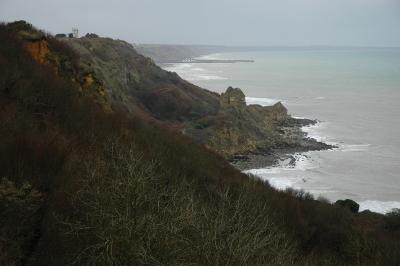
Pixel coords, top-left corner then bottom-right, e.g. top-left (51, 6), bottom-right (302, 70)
top-left (163, 47), bottom-right (400, 214)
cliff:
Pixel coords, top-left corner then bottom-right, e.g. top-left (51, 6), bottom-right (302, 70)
top-left (62, 37), bottom-right (219, 122)
top-left (59, 37), bottom-right (330, 159)
top-left (7, 21), bottom-right (111, 111)
top-left (10, 21), bottom-right (332, 162)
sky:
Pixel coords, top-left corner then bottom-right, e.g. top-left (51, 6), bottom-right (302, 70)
top-left (1, 0), bottom-right (400, 47)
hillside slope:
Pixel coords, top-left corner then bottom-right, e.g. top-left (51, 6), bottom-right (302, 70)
top-left (1, 21), bottom-right (400, 265)
top-left (63, 35), bottom-right (330, 159)
top-left (63, 37), bottom-right (220, 122)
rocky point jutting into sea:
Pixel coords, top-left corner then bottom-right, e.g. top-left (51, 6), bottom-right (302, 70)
top-left (54, 28), bottom-right (334, 168)
top-left (199, 87), bottom-right (335, 170)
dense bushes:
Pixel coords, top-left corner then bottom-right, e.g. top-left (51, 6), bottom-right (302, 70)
top-left (385, 209), bottom-right (400, 230)
top-left (53, 142), bottom-right (296, 265)
top-left (0, 178), bottom-right (43, 265)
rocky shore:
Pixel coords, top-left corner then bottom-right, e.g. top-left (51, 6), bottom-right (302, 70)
top-left (62, 33), bottom-right (334, 174)
top-left (184, 87), bottom-right (336, 170)
top-left (229, 117), bottom-right (336, 171)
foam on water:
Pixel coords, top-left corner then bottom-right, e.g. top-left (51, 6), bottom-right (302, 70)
top-left (180, 48), bottom-right (400, 215)
top-left (163, 63), bottom-right (227, 81)
top-left (243, 97), bottom-right (392, 213)
top-left (302, 121), bottom-right (370, 152)
top-left (245, 170), bottom-right (299, 191)
top-left (245, 97), bottom-right (281, 106)
top-left (195, 53), bottom-right (223, 60)
top-left (244, 153), bottom-right (320, 191)
top-left (302, 122), bottom-right (333, 144)
top-left (315, 96), bottom-right (326, 100)
top-left (340, 144), bottom-right (371, 152)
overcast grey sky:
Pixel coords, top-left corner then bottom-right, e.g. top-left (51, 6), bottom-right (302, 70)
top-left (1, 0), bottom-right (400, 47)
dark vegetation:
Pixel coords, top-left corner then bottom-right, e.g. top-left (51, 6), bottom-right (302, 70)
top-left (1, 22), bottom-right (400, 265)
top-left (335, 199), bottom-right (360, 213)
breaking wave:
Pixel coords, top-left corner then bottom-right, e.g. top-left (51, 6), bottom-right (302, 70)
top-left (245, 97), bottom-right (281, 106)
top-left (163, 63), bottom-right (227, 81)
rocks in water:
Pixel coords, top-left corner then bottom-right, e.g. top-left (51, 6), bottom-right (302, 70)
top-left (278, 117), bottom-right (317, 127)
top-left (230, 154), bottom-right (250, 161)
top-left (207, 86), bottom-right (334, 160)
top-left (335, 199), bottom-right (360, 213)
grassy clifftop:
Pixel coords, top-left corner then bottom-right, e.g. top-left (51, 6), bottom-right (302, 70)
top-left (1, 21), bottom-right (400, 265)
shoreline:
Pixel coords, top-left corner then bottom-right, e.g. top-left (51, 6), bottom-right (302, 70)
top-left (162, 59), bottom-right (255, 64)
top-left (161, 52), bottom-right (400, 215)
top-left (229, 117), bottom-right (336, 171)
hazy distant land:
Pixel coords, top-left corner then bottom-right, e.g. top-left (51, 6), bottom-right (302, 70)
top-left (134, 44), bottom-right (256, 63)
top-left (134, 44), bottom-right (398, 64)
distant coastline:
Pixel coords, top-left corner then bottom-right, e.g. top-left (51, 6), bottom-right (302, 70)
top-left (134, 44), bottom-right (256, 64)
top-left (134, 44), bottom-right (400, 64)
top-left (165, 59), bottom-right (255, 64)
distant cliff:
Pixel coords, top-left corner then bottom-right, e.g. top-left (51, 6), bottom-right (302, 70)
top-left (134, 44), bottom-right (227, 63)
top-left (134, 44), bottom-right (257, 63)
top-left (59, 36), bottom-right (331, 159)
top-left (9, 20), bottom-right (330, 160)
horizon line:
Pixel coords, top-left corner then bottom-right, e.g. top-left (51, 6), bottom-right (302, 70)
top-left (134, 43), bottom-right (400, 49)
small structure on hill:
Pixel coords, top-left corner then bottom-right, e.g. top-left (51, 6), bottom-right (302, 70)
top-left (72, 28), bottom-right (79, 38)
top-left (56, 29), bottom-right (79, 38)
top-left (55, 33), bottom-right (66, 38)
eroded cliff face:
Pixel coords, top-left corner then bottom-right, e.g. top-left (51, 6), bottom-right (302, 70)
top-left (12, 22), bottom-right (111, 112)
top-left (24, 39), bottom-right (50, 65)
top-left (20, 36), bottom-right (314, 158)
top-left (11, 21), bottom-right (321, 159)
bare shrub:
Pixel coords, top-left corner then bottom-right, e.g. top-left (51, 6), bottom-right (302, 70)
top-left (0, 178), bottom-right (43, 265)
top-left (60, 141), bottom-right (296, 265)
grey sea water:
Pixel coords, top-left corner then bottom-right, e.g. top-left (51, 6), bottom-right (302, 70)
top-left (163, 48), bottom-right (400, 213)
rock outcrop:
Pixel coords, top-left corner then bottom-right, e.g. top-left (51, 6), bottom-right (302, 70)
top-left (190, 87), bottom-right (333, 161)
top-left (220, 87), bottom-right (246, 109)
top-left (187, 87), bottom-right (291, 157)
